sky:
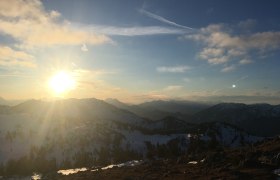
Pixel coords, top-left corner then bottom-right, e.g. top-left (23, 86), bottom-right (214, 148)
top-left (0, 0), bottom-right (280, 104)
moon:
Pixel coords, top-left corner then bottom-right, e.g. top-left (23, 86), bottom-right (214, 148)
top-left (232, 84), bottom-right (236, 88)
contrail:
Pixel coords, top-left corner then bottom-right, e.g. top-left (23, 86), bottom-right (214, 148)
top-left (140, 9), bottom-right (194, 30)
top-left (234, 75), bottom-right (249, 83)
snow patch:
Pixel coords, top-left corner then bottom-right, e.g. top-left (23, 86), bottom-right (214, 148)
top-left (274, 168), bottom-right (280, 176)
top-left (57, 167), bottom-right (87, 175)
top-left (31, 173), bottom-right (41, 180)
top-left (188, 161), bottom-right (198, 164)
top-left (94, 160), bottom-right (143, 171)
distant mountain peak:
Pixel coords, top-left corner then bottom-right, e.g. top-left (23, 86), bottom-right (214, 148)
top-left (105, 98), bottom-right (122, 103)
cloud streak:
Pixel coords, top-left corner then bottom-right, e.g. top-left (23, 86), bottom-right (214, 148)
top-left (239, 59), bottom-right (253, 65)
top-left (164, 85), bottom-right (183, 91)
top-left (157, 65), bottom-right (191, 73)
top-left (90, 25), bottom-right (185, 36)
top-left (221, 65), bottom-right (235, 73)
top-left (140, 9), bottom-right (194, 30)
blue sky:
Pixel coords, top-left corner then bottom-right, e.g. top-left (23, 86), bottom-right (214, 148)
top-left (0, 0), bottom-right (280, 104)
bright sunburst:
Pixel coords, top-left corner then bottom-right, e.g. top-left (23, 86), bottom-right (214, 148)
top-left (49, 71), bottom-right (76, 96)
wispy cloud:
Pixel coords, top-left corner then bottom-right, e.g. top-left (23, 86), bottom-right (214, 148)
top-left (0, 0), bottom-right (189, 52)
top-left (90, 25), bottom-right (185, 36)
top-left (0, 0), bottom-right (189, 70)
top-left (183, 77), bottom-right (191, 82)
top-left (185, 21), bottom-right (280, 72)
top-left (81, 44), bottom-right (88, 52)
top-left (156, 65), bottom-right (191, 73)
top-left (0, 46), bottom-right (36, 68)
top-left (0, 0), bottom-right (111, 48)
top-left (140, 9), bottom-right (194, 30)
top-left (235, 75), bottom-right (249, 82)
top-left (72, 68), bottom-right (117, 85)
top-left (132, 93), bottom-right (169, 102)
top-left (239, 59), bottom-right (253, 65)
top-left (0, 71), bottom-right (33, 78)
top-left (164, 85), bottom-right (183, 91)
top-left (221, 65), bottom-right (235, 73)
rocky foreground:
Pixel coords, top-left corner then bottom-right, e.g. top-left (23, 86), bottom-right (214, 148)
top-left (52, 137), bottom-right (280, 180)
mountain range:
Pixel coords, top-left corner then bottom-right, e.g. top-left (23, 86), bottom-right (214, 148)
top-left (106, 99), bottom-right (280, 136)
top-left (0, 97), bottom-right (279, 176)
top-left (105, 98), bottom-right (211, 121)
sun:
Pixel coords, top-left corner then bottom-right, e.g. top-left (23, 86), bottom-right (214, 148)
top-left (49, 71), bottom-right (76, 96)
